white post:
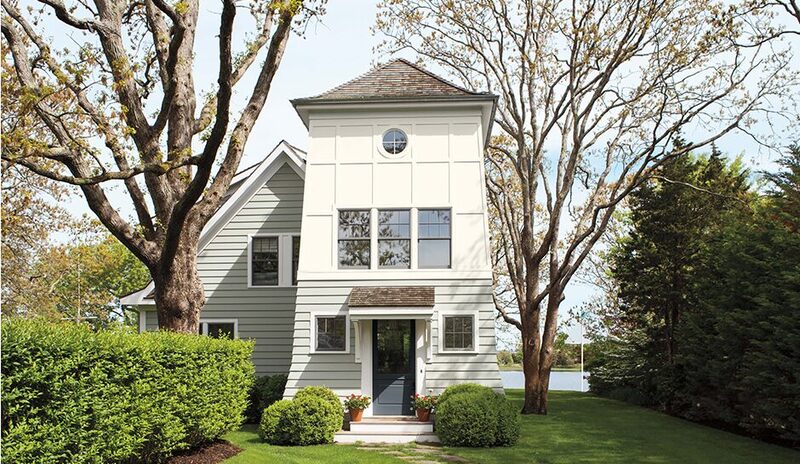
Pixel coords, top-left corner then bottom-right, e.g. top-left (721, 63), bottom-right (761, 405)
top-left (580, 320), bottom-right (585, 392)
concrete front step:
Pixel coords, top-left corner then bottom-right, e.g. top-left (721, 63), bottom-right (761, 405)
top-left (334, 430), bottom-right (440, 444)
top-left (350, 420), bottom-right (433, 433)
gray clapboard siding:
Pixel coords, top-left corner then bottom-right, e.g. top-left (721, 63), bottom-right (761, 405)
top-left (284, 278), bottom-right (503, 398)
top-left (143, 162), bottom-right (304, 376)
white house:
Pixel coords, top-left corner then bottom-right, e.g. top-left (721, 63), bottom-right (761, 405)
top-left (122, 59), bottom-right (503, 427)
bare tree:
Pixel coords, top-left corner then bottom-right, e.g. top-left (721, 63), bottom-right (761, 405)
top-left (1, 0), bottom-right (325, 332)
top-left (376, 0), bottom-right (797, 413)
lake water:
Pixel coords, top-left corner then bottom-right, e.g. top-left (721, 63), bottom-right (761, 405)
top-left (501, 370), bottom-right (588, 391)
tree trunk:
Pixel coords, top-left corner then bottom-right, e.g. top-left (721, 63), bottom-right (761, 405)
top-left (153, 240), bottom-right (205, 333)
top-left (521, 321), bottom-right (550, 414)
top-left (521, 290), bottom-right (561, 415)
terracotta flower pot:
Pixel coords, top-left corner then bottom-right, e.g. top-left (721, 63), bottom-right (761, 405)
top-left (416, 408), bottom-right (431, 422)
top-left (350, 408), bottom-right (364, 422)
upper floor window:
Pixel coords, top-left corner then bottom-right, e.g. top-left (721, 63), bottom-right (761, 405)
top-left (378, 210), bottom-right (410, 269)
top-left (250, 234), bottom-right (300, 287)
top-left (382, 129), bottom-right (407, 155)
top-left (338, 210), bottom-right (371, 268)
top-left (292, 236), bottom-right (301, 286)
top-left (418, 209), bottom-right (451, 268)
top-left (251, 236), bottom-right (279, 285)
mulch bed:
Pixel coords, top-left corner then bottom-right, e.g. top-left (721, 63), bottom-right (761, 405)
top-left (167, 440), bottom-right (242, 464)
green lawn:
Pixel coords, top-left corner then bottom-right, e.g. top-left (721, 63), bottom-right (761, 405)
top-left (223, 426), bottom-right (405, 463)
top-left (224, 390), bottom-right (800, 464)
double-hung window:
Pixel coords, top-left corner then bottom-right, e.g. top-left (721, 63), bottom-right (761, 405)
top-left (250, 235), bottom-right (300, 287)
top-left (418, 209), bottom-right (451, 268)
top-left (378, 210), bottom-right (410, 269)
top-left (338, 210), bottom-right (371, 268)
top-left (315, 315), bottom-right (347, 352)
top-left (251, 236), bottom-right (279, 285)
top-left (291, 236), bottom-right (301, 285)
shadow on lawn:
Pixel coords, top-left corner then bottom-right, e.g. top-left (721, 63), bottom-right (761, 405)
top-left (444, 390), bottom-right (800, 464)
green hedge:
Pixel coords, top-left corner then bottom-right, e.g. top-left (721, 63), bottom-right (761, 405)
top-left (1, 319), bottom-right (255, 463)
top-left (436, 384), bottom-right (520, 447)
top-left (259, 386), bottom-right (344, 446)
top-left (246, 374), bottom-right (288, 423)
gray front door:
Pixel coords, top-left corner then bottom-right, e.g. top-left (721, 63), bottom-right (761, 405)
top-left (373, 320), bottom-right (415, 415)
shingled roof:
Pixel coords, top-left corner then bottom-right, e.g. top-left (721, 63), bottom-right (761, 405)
top-left (348, 286), bottom-right (435, 307)
top-left (292, 59), bottom-right (491, 104)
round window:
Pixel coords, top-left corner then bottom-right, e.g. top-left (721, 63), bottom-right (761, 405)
top-left (382, 129), bottom-right (408, 155)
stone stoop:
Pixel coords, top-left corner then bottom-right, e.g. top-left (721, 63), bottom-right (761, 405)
top-left (335, 416), bottom-right (439, 444)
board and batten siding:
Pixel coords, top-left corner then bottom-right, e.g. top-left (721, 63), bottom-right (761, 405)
top-left (141, 162), bottom-right (303, 376)
top-left (284, 278), bottom-right (502, 398)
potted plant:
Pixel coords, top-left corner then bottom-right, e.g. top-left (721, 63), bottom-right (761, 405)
top-left (343, 394), bottom-right (371, 422)
top-left (410, 394), bottom-right (437, 422)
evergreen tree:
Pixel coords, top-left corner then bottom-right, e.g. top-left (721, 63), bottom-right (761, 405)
top-left (602, 142), bottom-right (749, 410)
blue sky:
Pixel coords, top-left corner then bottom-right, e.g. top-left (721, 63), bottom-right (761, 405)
top-left (57, 0), bottom-right (796, 345)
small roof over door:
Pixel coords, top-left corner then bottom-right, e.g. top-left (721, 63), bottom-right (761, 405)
top-left (348, 286), bottom-right (435, 320)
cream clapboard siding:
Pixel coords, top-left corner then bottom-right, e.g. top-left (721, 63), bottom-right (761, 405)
top-left (284, 278), bottom-right (501, 398)
top-left (142, 162), bottom-right (303, 376)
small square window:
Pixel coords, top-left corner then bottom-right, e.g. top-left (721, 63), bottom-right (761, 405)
top-left (442, 315), bottom-right (474, 351)
top-left (316, 316), bottom-right (347, 352)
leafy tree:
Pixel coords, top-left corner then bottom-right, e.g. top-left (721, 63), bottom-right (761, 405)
top-left (1, 50), bottom-right (73, 317)
top-left (1, 0), bottom-right (325, 333)
top-left (375, 0), bottom-right (796, 413)
top-left (3, 220), bottom-right (150, 324)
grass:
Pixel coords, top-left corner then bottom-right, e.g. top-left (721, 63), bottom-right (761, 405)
top-left (223, 390), bottom-right (800, 463)
top-left (223, 425), bottom-right (405, 463)
top-left (446, 390), bottom-right (800, 464)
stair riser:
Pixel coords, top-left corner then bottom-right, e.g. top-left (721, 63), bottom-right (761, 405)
top-left (334, 433), bottom-right (440, 444)
top-left (350, 423), bottom-right (433, 433)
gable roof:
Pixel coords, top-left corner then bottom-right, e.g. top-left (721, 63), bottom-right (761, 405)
top-left (294, 59), bottom-right (487, 103)
top-left (120, 140), bottom-right (306, 306)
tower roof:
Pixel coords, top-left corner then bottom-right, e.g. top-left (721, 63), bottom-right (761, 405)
top-left (292, 58), bottom-right (492, 104)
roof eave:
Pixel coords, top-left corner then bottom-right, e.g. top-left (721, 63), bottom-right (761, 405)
top-left (291, 94), bottom-right (498, 139)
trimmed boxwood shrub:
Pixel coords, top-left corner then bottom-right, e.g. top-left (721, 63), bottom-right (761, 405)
top-left (246, 374), bottom-right (288, 423)
top-left (1, 319), bottom-right (255, 463)
top-left (258, 385), bottom-right (344, 446)
top-left (294, 385), bottom-right (344, 415)
top-left (438, 383), bottom-right (492, 405)
top-left (258, 399), bottom-right (293, 444)
top-left (436, 384), bottom-right (520, 447)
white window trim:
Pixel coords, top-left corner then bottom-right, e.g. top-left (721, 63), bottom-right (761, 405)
top-left (438, 310), bottom-right (479, 354)
top-left (377, 126), bottom-right (412, 159)
top-left (310, 311), bottom-right (351, 354)
top-left (200, 319), bottom-right (239, 338)
top-left (248, 233), bottom-right (300, 288)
